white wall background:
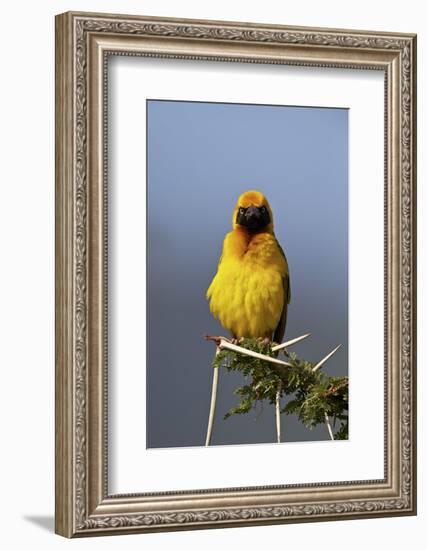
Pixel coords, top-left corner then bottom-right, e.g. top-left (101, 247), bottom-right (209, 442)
top-left (0, 1), bottom-right (423, 548)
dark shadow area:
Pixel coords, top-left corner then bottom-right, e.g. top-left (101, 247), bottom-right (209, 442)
top-left (23, 515), bottom-right (54, 532)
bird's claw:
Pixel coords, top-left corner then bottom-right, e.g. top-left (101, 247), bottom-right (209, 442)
top-left (257, 336), bottom-right (271, 348)
top-left (205, 334), bottom-right (224, 346)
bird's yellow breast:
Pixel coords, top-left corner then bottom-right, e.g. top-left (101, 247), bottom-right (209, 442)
top-left (206, 229), bottom-right (287, 338)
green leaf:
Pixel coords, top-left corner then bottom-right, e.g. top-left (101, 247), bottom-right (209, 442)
top-left (212, 338), bottom-right (348, 439)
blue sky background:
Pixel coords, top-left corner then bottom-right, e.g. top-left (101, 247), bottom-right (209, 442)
top-left (146, 100), bottom-right (348, 448)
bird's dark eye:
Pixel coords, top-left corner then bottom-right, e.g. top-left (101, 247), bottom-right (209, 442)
top-left (239, 207), bottom-right (245, 214)
top-left (260, 206), bottom-right (266, 212)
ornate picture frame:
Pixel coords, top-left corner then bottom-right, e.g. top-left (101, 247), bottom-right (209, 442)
top-left (55, 11), bottom-right (417, 537)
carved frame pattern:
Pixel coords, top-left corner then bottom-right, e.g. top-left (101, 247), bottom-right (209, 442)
top-left (55, 11), bottom-right (416, 537)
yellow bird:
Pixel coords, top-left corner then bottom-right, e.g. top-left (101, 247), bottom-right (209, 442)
top-left (206, 190), bottom-right (290, 342)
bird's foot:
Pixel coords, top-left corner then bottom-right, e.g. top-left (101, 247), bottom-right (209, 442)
top-left (257, 336), bottom-right (272, 348)
top-left (205, 334), bottom-right (238, 347)
top-left (205, 334), bottom-right (225, 346)
top-left (205, 334), bottom-right (246, 348)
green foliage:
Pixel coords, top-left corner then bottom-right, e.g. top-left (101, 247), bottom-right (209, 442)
top-left (213, 338), bottom-right (348, 439)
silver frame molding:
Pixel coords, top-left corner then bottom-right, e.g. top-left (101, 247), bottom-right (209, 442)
top-left (55, 11), bottom-right (417, 538)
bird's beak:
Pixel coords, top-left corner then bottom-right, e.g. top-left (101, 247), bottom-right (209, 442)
top-left (245, 206), bottom-right (261, 224)
top-left (243, 206), bottom-right (264, 231)
top-left (236, 204), bottom-right (270, 232)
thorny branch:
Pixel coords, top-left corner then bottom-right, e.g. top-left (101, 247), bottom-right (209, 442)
top-left (206, 335), bottom-right (348, 441)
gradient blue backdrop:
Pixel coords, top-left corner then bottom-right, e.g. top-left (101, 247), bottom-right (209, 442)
top-left (147, 100), bottom-right (348, 448)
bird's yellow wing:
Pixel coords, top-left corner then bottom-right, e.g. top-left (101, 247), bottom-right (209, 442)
top-left (205, 239), bottom-right (225, 301)
top-left (273, 240), bottom-right (291, 344)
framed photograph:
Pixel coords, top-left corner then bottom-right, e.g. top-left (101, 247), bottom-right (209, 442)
top-left (55, 11), bottom-right (417, 537)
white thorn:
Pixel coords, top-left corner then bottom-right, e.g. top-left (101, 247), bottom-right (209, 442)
top-left (219, 339), bottom-right (292, 367)
top-left (324, 412), bottom-right (334, 440)
top-left (205, 348), bottom-right (220, 446)
top-left (271, 333), bottom-right (311, 352)
top-left (275, 384), bottom-right (282, 443)
top-left (312, 344), bottom-right (342, 372)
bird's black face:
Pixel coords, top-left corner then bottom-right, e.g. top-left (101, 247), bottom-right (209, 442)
top-left (236, 205), bottom-right (271, 232)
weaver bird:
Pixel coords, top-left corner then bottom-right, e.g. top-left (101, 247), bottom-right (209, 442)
top-left (206, 190), bottom-right (290, 343)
